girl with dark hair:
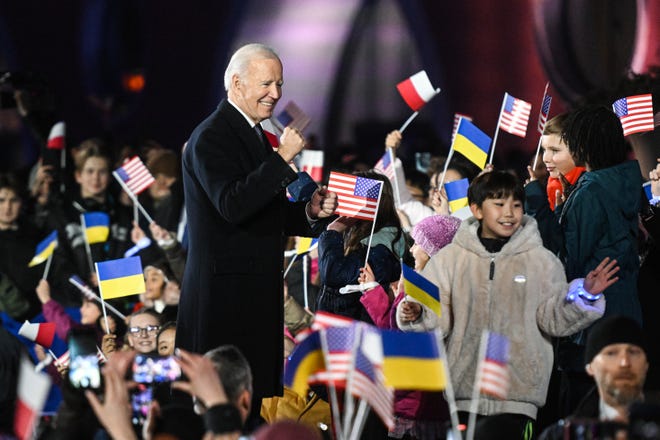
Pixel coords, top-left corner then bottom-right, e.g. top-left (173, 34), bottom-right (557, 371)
top-left (555, 105), bottom-right (643, 417)
top-left (316, 171), bottom-right (406, 322)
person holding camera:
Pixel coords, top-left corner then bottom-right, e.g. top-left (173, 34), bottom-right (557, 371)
top-left (539, 316), bottom-right (650, 439)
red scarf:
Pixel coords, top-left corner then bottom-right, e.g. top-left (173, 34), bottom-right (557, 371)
top-left (546, 166), bottom-right (585, 210)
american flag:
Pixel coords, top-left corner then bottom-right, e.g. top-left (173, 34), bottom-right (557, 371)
top-left (113, 156), bottom-right (155, 195)
top-left (55, 347), bottom-right (107, 367)
top-left (451, 113), bottom-right (473, 144)
top-left (498, 93), bottom-right (531, 138)
top-left (276, 101), bottom-right (311, 132)
top-left (312, 326), bottom-right (355, 387)
top-left (311, 311), bottom-right (354, 331)
top-left (537, 84), bottom-right (552, 134)
top-left (612, 94), bottom-right (655, 136)
top-left (374, 150), bottom-right (395, 181)
top-left (348, 326), bottom-right (394, 430)
top-left (327, 172), bottom-right (382, 221)
top-left (477, 331), bottom-right (510, 400)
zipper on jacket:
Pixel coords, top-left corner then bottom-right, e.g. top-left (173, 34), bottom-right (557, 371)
top-left (489, 257), bottom-right (495, 280)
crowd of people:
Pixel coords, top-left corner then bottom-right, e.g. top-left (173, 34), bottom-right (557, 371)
top-left (0, 41), bottom-right (659, 440)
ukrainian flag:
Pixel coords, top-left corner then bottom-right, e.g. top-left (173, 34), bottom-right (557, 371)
top-left (28, 230), bottom-right (58, 267)
top-left (452, 118), bottom-right (491, 169)
top-left (96, 256), bottom-right (145, 299)
top-left (382, 330), bottom-right (446, 390)
top-left (402, 263), bottom-right (441, 317)
top-left (82, 212), bottom-right (110, 244)
top-left (445, 178), bottom-right (469, 213)
top-left (296, 237), bottom-right (318, 255)
top-left (283, 331), bottom-right (325, 396)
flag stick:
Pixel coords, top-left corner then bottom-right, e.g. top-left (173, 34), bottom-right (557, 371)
top-left (68, 276), bottom-right (126, 320)
top-left (112, 171), bottom-right (154, 224)
top-left (94, 262), bottom-right (111, 335)
top-left (388, 147), bottom-right (402, 207)
top-left (438, 148), bottom-right (456, 191)
top-left (60, 149), bottom-right (66, 194)
top-left (466, 331), bottom-right (490, 440)
top-left (302, 254), bottom-right (309, 309)
top-left (348, 399), bottom-right (370, 440)
top-left (319, 329), bottom-right (345, 440)
top-left (435, 328), bottom-right (463, 440)
top-left (80, 214), bottom-right (96, 278)
top-left (342, 325), bottom-right (363, 439)
top-left (47, 349), bottom-right (58, 362)
top-left (398, 111), bottom-right (418, 134)
top-left (488, 94), bottom-right (507, 165)
top-left (42, 254), bottom-right (53, 280)
top-left (35, 355), bottom-right (52, 373)
top-left (133, 203), bottom-right (139, 225)
top-left (531, 136), bottom-right (543, 172)
top-left (283, 254), bottom-right (297, 279)
top-left (363, 183), bottom-right (384, 269)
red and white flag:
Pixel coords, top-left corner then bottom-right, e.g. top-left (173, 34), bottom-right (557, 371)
top-left (396, 70), bottom-right (438, 112)
top-left (312, 311), bottom-right (354, 331)
top-left (47, 121), bottom-right (65, 150)
top-left (260, 119), bottom-right (280, 149)
top-left (612, 94), bottom-right (655, 136)
top-left (18, 321), bottom-right (55, 348)
top-left (451, 113), bottom-right (473, 144)
top-left (300, 150), bottom-right (324, 182)
top-left (113, 156), bottom-right (155, 195)
top-left (498, 93), bottom-right (531, 138)
top-left (14, 356), bottom-right (51, 440)
top-left (327, 172), bottom-right (382, 221)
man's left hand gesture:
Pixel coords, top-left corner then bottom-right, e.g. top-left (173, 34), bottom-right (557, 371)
top-left (307, 186), bottom-right (337, 219)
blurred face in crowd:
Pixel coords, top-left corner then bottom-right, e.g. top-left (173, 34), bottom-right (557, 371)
top-left (128, 313), bottom-right (160, 354)
top-left (79, 299), bottom-right (102, 325)
top-left (430, 169), bottom-right (463, 192)
top-left (230, 57), bottom-right (283, 124)
top-left (541, 134), bottom-right (576, 179)
top-left (144, 268), bottom-right (166, 301)
top-left (76, 156), bottom-right (110, 199)
top-left (586, 343), bottom-right (648, 408)
top-left (471, 196), bottom-right (523, 240)
top-left (0, 187), bottom-right (21, 229)
top-left (157, 328), bottom-right (176, 356)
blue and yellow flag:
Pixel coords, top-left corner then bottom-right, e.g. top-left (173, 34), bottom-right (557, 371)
top-left (402, 263), bottom-right (441, 317)
top-left (444, 178), bottom-right (469, 213)
top-left (452, 118), bottom-right (491, 169)
top-left (81, 212), bottom-right (110, 244)
top-left (28, 231), bottom-right (58, 267)
top-left (296, 237), bottom-right (318, 255)
top-left (96, 256), bottom-right (145, 300)
top-left (283, 331), bottom-right (325, 396)
top-left (381, 330), bottom-right (446, 390)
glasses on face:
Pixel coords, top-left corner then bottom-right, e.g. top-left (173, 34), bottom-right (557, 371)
top-left (128, 325), bottom-right (160, 337)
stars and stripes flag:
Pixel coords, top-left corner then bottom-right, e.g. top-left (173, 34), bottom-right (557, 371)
top-left (312, 326), bottom-right (355, 386)
top-left (327, 172), bottom-right (382, 221)
top-left (113, 156), bottom-right (155, 195)
top-left (374, 150), bottom-right (395, 181)
top-left (612, 94), bottom-right (655, 136)
top-left (311, 311), bottom-right (354, 331)
top-left (451, 113), bottom-right (473, 144)
top-left (477, 331), bottom-right (510, 399)
top-left (276, 101), bottom-right (311, 132)
top-left (537, 83), bottom-right (552, 134)
top-left (498, 93), bottom-right (532, 138)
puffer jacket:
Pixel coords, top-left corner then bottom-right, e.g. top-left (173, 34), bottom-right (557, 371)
top-left (397, 215), bottom-right (604, 419)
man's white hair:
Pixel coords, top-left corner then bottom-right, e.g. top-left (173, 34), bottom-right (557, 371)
top-left (223, 43), bottom-right (280, 91)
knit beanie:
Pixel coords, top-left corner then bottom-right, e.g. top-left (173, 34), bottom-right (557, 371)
top-left (410, 215), bottom-right (462, 257)
top-left (585, 315), bottom-right (646, 364)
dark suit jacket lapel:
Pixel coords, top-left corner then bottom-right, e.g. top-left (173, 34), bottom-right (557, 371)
top-left (219, 100), bottom-right (270, 164)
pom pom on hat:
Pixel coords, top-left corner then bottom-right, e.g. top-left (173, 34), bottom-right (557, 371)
top-left (410, 215), bottom-right (462, 257)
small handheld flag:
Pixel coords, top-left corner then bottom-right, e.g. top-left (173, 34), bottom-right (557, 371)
top-left (283, 331), bottom-right (325, 397)
top-left (296, 237), bottom-right (318, 255)
top-left (47, 122), bottom-right (65, 150)
top-left (276, 101), bottom-right (311, 132)
top-left (381, 330), bottom-right (446, 390)
top-left (444, 178), bottom-right (470, 213)
top-left (612, 94), bottom-right (655, 136)
top-left (402, 263), bottom-right (441, 316)
top-left (452, 119), bottom-right (492, 169)
top-left (374, 150), bottom-right (395, 181)
top-left (260, 119), bottom-right (280, 149)
top-left (498, 93), bottom-right (532, 138)
top-left (81, 212), bottom-right (110, 244)
top-left (96, 256), bottom-right (146, 300)
top-left (28, 230), bottom-right (58, 267)
top-left (451, 113), bottom-right (473, 144)
top-left (312, 311), bottom-right (355, 331)
top-left (396, 70), bottom-right (438, 112)
top-left (537, 84), bottom-right (552, 135)
top-left (300, 149), bottom-right (324, 182)
top-left (327, 172), bottom-right (383, 221)
top-left (18, 321), bottom-right (56, 348)
top-left (14, 356), bottom-right (51, 440)
top-left (478, 331), bottom-right (510, 399)
top-left (114, 156), bottom-right (155, 195)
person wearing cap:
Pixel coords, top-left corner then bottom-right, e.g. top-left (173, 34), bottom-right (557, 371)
top-left (539, 316), bottom-right (648, 439)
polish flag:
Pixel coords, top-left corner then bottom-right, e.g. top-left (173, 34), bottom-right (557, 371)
top-left (396, 70), bottom-right (439, 111)
top-left (47, 121), bottom-right (65, 150)
top-left (18, 321), bottom-right (56, 348)
top-left (260, 119), bottom-right (280, 150)
top-left (14, 356), bottom-right (51, 440)
top-left (300, 150), bottom-right (324, 182)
